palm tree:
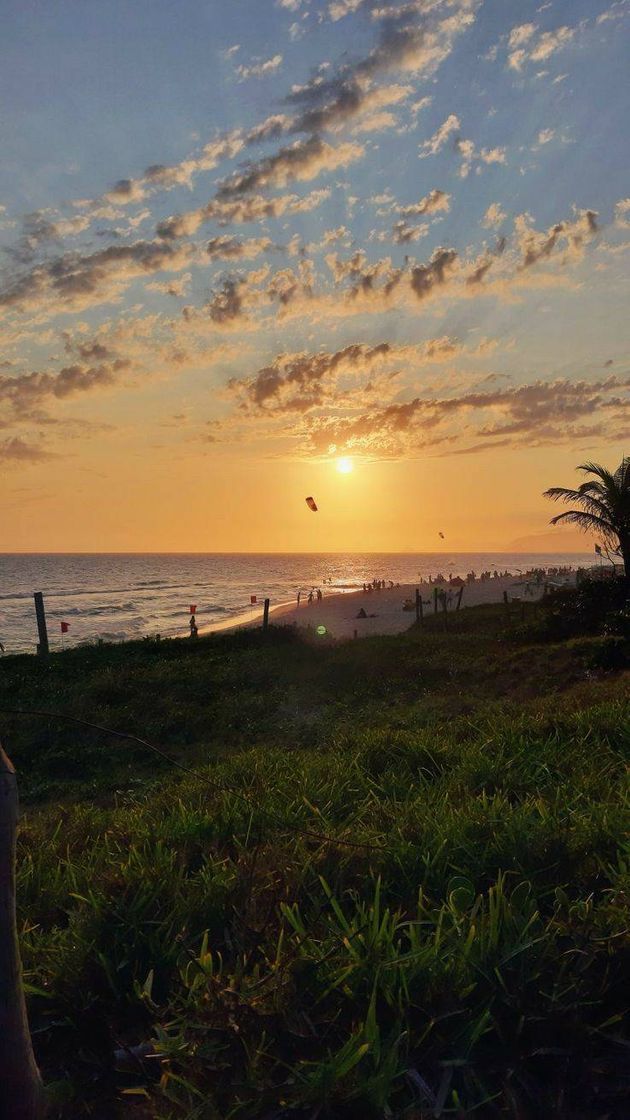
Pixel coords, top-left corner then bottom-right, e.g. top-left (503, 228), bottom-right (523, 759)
top-left (544, 458), bottom-right (630, 578)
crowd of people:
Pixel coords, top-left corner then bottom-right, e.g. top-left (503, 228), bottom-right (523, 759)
top-left (361, 578), bottom-right (400, 593)
top-left (418, 564), bottom-right (579, 586)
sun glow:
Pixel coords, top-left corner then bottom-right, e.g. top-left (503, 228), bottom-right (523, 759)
top-left (336, 457), bottom-right (354, 474)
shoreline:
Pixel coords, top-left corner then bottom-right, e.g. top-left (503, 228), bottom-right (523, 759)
top-left (208, 569), bottom-right (579, 642)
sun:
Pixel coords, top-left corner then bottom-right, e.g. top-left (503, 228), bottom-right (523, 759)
top-left (336, 456), bottom-right (354, 474)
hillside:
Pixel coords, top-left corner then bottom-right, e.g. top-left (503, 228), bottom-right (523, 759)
top-left (1, 602), bottom-right (629, 1118)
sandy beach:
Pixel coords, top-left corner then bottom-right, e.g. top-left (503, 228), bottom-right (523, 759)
top-left (210, 570), bottom-right (579, 641)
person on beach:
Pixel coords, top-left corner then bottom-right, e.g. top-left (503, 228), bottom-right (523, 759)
top-left (308, 589), bottom-right (314, 604)
top-left (189, 615), bottom-right (198, 638)
top-left (297, 590), bottom-right (301, 607)
top-left (316, 588), bottom-right (322, 601)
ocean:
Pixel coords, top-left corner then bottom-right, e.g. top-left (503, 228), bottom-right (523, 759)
top-left (0, 552), bottom-right (595, 655)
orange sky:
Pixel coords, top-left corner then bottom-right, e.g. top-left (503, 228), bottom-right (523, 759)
top-left (3, 438), bottom-right (615, 553)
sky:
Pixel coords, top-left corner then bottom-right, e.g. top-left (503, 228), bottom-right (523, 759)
top-left (1, 0), bottom-right (629, 553)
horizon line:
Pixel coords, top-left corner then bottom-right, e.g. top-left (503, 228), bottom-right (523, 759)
top-left (0, 549), bottom-right (596, 557)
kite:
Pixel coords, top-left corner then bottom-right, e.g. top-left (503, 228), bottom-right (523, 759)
top-left (306, 496), bottom-right (318, 512)
top-left (438, 531), bottom-right (445, 539)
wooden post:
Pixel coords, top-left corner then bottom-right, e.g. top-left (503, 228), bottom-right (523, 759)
top-left (0, 746), bottom-right (46, 1119)
top-left (262, 598), bottom-right (270, 633)
top-left (33, 594), bottom-right (48, 658)
top-left (433, 587), bottom-right (438, 615)
top-left (415, 588), bottom-right (423, 626)
top-left (456, 585), bottom-right (464, 611)
top-left (503, 589), bottom-right (510, 624)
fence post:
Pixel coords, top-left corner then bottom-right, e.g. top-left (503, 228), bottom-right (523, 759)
top-left (415, 588), bottom-right (423, 626)
top-left (33, 594), bottom-right (48, 658)
top-left (262, 599), bottom-right (270, 633)
top-left (433, 587), bottom-right (438, 615)
top-left (456, 585), bottom-right (464, 611)
top-left (0, 746), bottom-right (46, 1119)
top-left (503, 589), bottom-right (510, 624)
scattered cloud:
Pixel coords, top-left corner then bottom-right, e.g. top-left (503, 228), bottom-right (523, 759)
top-left (483, 202), bottom-right (507, 227)
top-left (614, 198), bottom-right (630, 229)
top-left (400, 188), bottom-right (451, 218)
top-left (508, 22), bottom-right (576, 71)
top-left (419, 113), bottom-right (460, 156)
top-left (236, 54), bottom-right (283, 81)
top-left (391, 219), bottom-right (428, 244)
top-left (536, 127), bottom-right (555, 145)
top-left (0, 436), bottom-right (55, 463)
top-left (329, 0), bottom-right (365, 20)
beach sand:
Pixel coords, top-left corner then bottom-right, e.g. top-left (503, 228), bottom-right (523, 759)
top-left (209, 572), bottom-right (577, 641)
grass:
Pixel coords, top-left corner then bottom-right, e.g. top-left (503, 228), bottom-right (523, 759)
top-left (1, 602), bottom-right (629, 1117)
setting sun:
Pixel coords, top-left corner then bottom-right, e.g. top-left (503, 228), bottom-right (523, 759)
top-left (336, 457), bottom-right (354, 474)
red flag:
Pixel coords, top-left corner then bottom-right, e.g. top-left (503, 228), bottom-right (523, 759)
top-left (60, 621), bottom-right (69, 634)
top-left (250, 595), bottom-right (257, 604)
top-left (190, 605), bottom-right (197, 614)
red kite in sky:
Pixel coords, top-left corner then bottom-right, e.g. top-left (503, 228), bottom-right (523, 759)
top-left (306, 496), bottom-right (318, 512)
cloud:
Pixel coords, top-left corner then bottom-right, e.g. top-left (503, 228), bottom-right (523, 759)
top-left (290, 82), bottom-right (412, 135)
top-left (217, 136), bottom-right (365, 198)
top-left (483, 202), bottom-right (507, 228)
top-left (0, 359), bottom-right (125, 416)
top-left (236, 54), bottom-right (283, 81)
top-left (596, 1), bottom-right (629, 24)
top-left (0, 239), bottom-right (200, 317)
top-left (419, 113), bottom-right (460, 156)
top-left (536, 127), bottom-right (555, 145)
top-left (614, 198), bottom-right (630, 229)
top-left (206, 236), bottom-right (272, 260)
top-left (180, 201), bottom-right (601, 338)
top-left (292, 373), bottom-right (630, 459)
top-left (227, 334), bottom-right (465, 417)
top-left (508, 23), bottom-right (576, 71)
top-left (329, 0), bottom-right (365, 21)
top-left (147, 273), bottom-right (193, 298)
top-left (157, 186), bottom-right (330, 239)
top-left (400, 188), bottom-right (450, 218)
top-left (0, 436), bottom-right (54, 463)
top-left (456, 139), bottom-right (506, 178)
top-left (230, 341), bottom-right (396, 411)
top-left (391, 219), bottom-right (428, 244)
top-left (515, 208), bottom-right (598, 269)
top-left (508, 23), bottom-right (537, 50)
top-left (409, 247), bottom-right (458, 300)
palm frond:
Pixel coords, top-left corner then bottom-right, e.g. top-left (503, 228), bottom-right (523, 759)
top-left (543, 487), bottom-right (584, 503)
top-left (576, 462), bottom-right (617, 486)
top-left (549, 510), bottom-right (615, 536)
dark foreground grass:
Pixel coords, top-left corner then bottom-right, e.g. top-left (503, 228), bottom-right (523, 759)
top-left (1, 604), bottom-right (629, 1117)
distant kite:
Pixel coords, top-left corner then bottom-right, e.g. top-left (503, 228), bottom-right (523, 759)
top-left (306, 496), bottom-right (318, 512)
top-left (438, 531), bottom-right (445, 539)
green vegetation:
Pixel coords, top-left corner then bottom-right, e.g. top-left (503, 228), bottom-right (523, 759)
top-left (545, 457), bottom-right (630, 577)
top-left (1, 596), bottom-right (629, 1118)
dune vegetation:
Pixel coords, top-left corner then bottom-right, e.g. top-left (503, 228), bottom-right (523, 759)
top-left (1, 589), bottom-right (629, 1118)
